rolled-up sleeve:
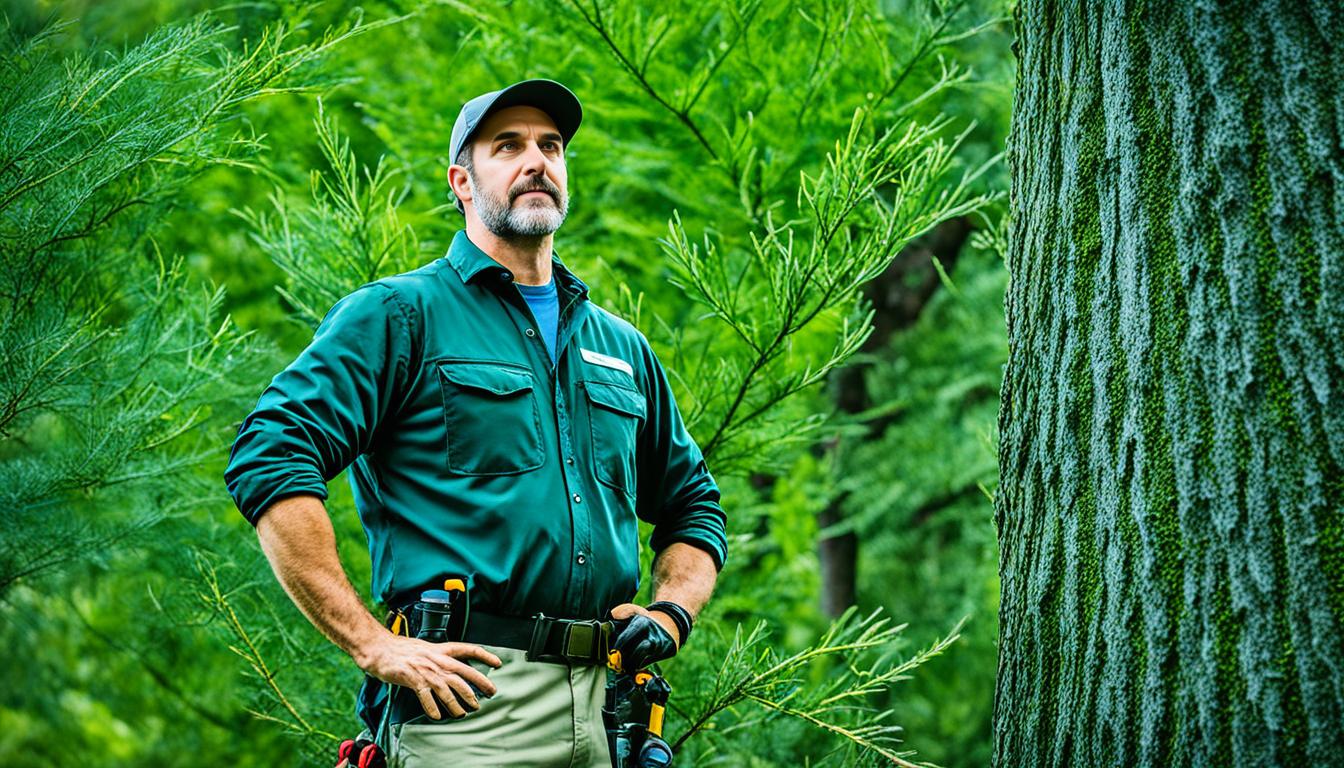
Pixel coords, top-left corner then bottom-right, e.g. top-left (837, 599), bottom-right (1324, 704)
top-left (224, 283), bottom-right (411, 526)
top-left (634, 336), bottom-right (728, 571)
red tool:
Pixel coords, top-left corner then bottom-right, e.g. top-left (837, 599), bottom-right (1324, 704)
top-left (335, 738), bottom-right (386, 768)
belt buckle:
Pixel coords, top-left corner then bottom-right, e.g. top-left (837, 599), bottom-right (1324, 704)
top-left (564, 619), bottom-right (603, 664)
top-left (526, 613), bottom-right (559, 663)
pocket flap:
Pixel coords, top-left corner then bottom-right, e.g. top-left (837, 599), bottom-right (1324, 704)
top-left (585, 380), bottom-right (646, 420)
top-left (439, 362), bottom-right (534, 396)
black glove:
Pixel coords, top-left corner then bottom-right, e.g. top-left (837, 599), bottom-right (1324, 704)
top-left (609, 613), bottom-right (678, 671)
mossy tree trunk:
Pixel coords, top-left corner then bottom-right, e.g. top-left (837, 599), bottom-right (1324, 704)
top-left (995, 1), bottom-right (1344, 765)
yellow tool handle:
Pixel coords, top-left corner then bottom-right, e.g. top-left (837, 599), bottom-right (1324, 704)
top-left (648, 704), bottom-right (665, 737)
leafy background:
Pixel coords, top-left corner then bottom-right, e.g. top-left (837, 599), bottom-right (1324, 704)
top-left (0, 0), bottom-right (1013, 765)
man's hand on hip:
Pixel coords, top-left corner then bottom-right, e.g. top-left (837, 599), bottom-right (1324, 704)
top-left (356, 632), bottom-right (502, 720)
top-left (609, 603), bottom-right (679, 671)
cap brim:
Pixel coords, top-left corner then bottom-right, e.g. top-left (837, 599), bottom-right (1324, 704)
top-left (472, 79), bottom-right (583, 150)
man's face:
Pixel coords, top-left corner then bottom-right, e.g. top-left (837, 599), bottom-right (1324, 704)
top-left (458, 105), bottom-right (569, 238)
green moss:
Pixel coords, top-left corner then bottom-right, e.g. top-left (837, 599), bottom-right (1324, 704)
top-left (1033, 513), bottom-right (1067, 767)
top-left (1076, 483), bottom-right (1099, 627)
top-left (1292, 225), bottom-right (1321, 324)
top-left (1246, 109), bottom-right (1310, 761)
top-left (1321, 470), bottom-right (1344, 632)
top-left (1130, 19), bottom-right (1184, 761)
top-left (1129, 597), bottom-right (1149, 754)
top-left (1272, 557), bottom-right (1309, 762)
top-left (1211, 573), bottom-right (1240, 759)
top-left (1070, 92), bottom-right (1103, 638)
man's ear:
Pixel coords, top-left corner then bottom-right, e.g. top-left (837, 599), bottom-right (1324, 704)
top-left (447, 165), bottom-right (472, 208)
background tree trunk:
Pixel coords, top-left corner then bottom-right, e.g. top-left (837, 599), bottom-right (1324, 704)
top-left (817, 217), bottom-right (972, 618)
top-left (996, 2), bottom-right (1344, 766)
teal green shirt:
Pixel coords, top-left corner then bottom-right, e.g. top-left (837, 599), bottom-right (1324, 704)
top-left (224, 231), bottom-right (728, 619)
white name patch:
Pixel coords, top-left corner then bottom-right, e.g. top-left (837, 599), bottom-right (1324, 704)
top-left (580, 348), bottom-right (634, 376)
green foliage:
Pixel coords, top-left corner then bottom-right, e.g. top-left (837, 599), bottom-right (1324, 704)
top-left (670, 608), bottom-right (964, 767)
top-left (661, 108), bottom-right (993, 474)
top-left (847, 241), bottom-right (1007, 765)
top-left (0, 4), bottom-right (402, 765)
top-left (0, 0), bottom-right (395, 595)
top-left (1, 0), bottom-right (1015, 764)
top-left (234, 96), bottom-right (443, 328)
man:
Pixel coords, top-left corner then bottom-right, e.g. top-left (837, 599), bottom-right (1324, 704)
top-left (223, 78), bottom-right (727, 767)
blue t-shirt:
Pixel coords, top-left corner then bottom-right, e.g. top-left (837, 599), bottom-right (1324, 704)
top-left (516, 276), bottom-right (559, 365)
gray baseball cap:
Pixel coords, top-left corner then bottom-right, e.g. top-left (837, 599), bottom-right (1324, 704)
top-left (449, 78), bottom-right (583, 165)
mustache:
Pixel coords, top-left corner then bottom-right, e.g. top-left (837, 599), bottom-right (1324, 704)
top-left (510, 178), bottom-right (561, 203)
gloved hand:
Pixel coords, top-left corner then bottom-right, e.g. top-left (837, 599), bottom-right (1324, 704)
top-left (608, 606), bottom-right (679, 671)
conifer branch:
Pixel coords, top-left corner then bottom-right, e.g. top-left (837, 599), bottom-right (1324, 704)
top-left (671, 607), bottom-right (964, 766)
top-left (663, 106), bottom-right (993, 470)
top-left (234, 96), bottom-right (426, 327)
top-left (196, 554), bottom-right (338, 742)
top-left (562, 0), bottom-right (732, 160)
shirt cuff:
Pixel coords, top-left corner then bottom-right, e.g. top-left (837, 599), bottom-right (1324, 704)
top-left (230, 471), bottom-right (329, 526)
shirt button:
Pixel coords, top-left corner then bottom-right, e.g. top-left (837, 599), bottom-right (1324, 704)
top-left (525, 328), bottom-right (536, 337)
top-left (500, 272), bottom-right (513, 282)
top-left (566, 456), bottom-right (574, 465)
top-left (572, 494), bottom-right (581, 503)
top-left (576, 553), bottom-right (586, 565)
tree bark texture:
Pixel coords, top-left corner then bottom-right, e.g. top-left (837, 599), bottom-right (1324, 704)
top-left (995, 2), bottom-right (1344, 766)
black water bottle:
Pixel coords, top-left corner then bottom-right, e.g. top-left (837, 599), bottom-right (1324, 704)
top-left (412, 579), bottom-right (481, 712)
top-left (415, 590), bottom-right (458, 642)
top-left (414, 578), bottom-right (467, 642)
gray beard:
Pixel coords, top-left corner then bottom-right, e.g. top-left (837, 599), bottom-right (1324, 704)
top-left (470, 176), bottom-right (569, 238)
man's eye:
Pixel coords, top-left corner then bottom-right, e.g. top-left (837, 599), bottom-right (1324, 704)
top-left (499, 141), bottom-right (517, 151)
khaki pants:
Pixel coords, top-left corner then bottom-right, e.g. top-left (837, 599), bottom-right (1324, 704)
top-left (385, 644), bottom-right (611, 768)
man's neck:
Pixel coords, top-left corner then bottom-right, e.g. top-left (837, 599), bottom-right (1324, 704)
top-left (465, 218), bottom-right (554, 286)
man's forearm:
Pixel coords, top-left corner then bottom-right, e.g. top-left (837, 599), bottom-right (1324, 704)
top-left (650, 541), bottom-right (718, 620)
top-left (255, 494), bottom-right (387, 667)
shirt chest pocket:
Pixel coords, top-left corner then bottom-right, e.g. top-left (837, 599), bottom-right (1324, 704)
top-left (438, 361), bottom-right (544, 476)
top-left (583, 380), bottom-right (646, 496)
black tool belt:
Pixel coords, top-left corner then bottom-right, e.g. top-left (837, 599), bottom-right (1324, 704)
top-left (388, 603), bottom-right (614, 666)
top-left (362, 597), bottom-right (619, 735)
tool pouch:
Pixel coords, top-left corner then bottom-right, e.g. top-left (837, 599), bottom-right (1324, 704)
top-left (604, 673), bottom-right (659, 767)
top-left (355, 673), bottom-right (387, 736)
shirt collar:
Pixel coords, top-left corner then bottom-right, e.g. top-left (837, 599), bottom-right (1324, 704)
top-left (446, 229), bottom-right (589, 303)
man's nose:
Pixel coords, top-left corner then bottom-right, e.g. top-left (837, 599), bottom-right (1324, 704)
top-left (519, 141), bottom-right (548, 175)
